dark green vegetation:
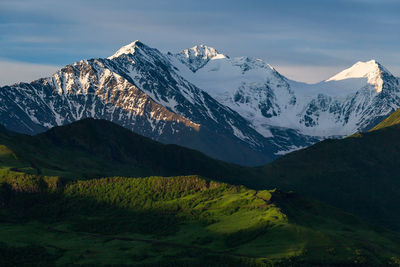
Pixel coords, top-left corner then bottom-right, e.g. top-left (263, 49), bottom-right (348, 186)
top-left (1, 173), bottom-right (400, 266)
top-left (0, 118), bottom-right (263, 185)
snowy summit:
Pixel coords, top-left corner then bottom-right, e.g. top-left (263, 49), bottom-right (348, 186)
top-left (108, 40), bottom-right (143, 59)
top-left (326, 60), bottom-right (389, 92)
top-left (174, 45), bottom-right (227, 72)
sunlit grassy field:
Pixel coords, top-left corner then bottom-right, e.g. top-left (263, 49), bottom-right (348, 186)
top-left (1, 173), bottom-right (400, 266)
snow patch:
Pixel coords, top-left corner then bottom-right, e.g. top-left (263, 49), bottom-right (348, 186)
top-left (275, 145), bottom-right (306, 155)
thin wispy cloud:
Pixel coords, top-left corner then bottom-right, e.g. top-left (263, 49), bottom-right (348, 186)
top-left (0, 0), bottom-right (399, 83)
top-left (0, 60), bottom-right (59, 86)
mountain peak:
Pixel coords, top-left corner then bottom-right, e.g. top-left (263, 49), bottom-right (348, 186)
top-left (326, 60), bottom-right (391, 92)
top-left (174, 44), bottom-right (227, 72)
top-left (184, 44), bottom-right (226, 60)
top-left (108, 40), bottom-right (147, 59)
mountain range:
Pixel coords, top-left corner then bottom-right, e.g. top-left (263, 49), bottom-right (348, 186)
top-left (1, 41), bottom-right (400, 165)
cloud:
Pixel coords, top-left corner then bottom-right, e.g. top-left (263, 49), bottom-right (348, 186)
top-left (0, 60), bottom-right (59, 86)
top-left (0, 0), bottom-right (399, 83)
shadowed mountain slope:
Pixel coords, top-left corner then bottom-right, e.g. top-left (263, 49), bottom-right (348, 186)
top-left (0, 118), bottom-right (264, 185)
top-left (261, 120), bottom-right (400, 230)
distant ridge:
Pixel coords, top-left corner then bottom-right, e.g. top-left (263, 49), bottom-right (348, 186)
top-left (0, 118), bottom-right (264, 185)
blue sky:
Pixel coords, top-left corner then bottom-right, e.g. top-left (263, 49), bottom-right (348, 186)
top-left (1, 0), bottom-right (399, 84)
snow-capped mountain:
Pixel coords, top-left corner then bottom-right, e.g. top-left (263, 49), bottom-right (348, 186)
top-left (171, 46), bottom-right (400, 137)
top-left (173, 45), bottom-right (227, 72)
top-left (170, 45), bottom-right (296, 138)
top-left (0, 41), bottom-right (318, 165)
top-left (0, 40), bottom-right (398, 165)
top-left (289, 60), bottom-right (400, 135)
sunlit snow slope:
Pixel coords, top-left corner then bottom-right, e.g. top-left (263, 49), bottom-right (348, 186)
top-left (171, 46), bottom-right (400, 137)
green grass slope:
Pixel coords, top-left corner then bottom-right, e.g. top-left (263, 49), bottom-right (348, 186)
top-left (370, 108), bottom-right (400, 131)
top-left (1, 173), bottom-right (399, 266)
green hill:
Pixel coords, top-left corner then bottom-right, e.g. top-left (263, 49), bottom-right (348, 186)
top-left (370, 108), bottom-right (400, 131)
top-left (261, 122), bottom-right (400, 230)
top-left (0, 118), bottom-right (263, 186)
top-left (1, 173), bottom-right (399, 266)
